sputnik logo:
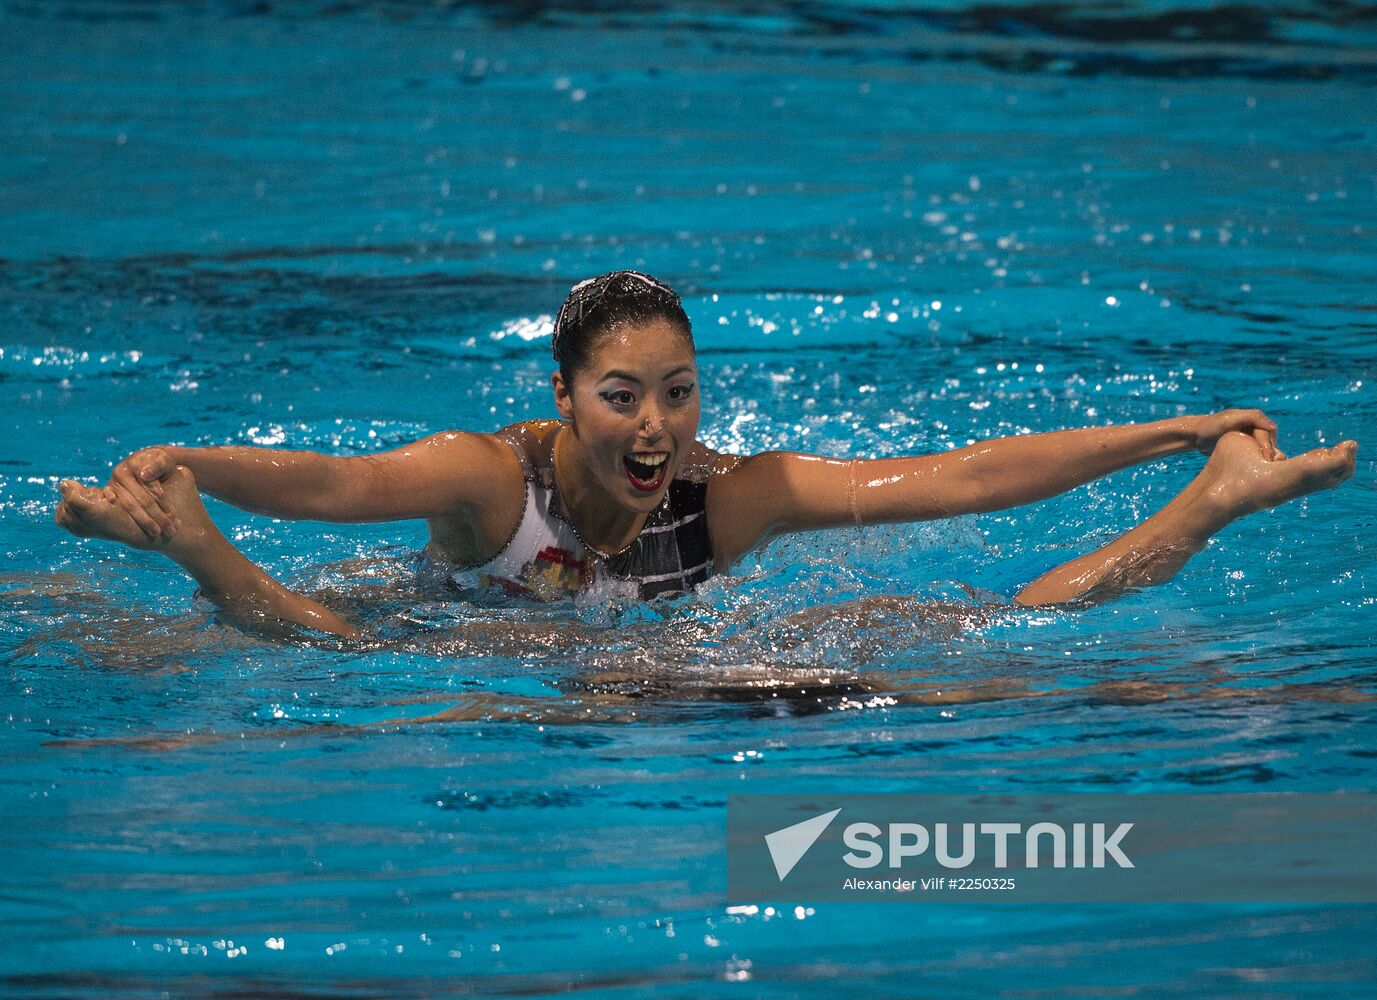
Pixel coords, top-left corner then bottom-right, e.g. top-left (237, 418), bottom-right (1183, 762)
top-left (764, 808), bottom-right (842, 880)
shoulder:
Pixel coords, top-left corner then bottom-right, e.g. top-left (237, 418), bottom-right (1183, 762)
top-left (496, 419), bottom-right (563, 445)
top-left (419, 421), bottom-right (560, 461)
top-left (703, 450), bottom-right (852, 566)
top-left (671, 438), bottom-right (736, 483)
top-left (400, 427), bottom-right (523, 472)
top-left (704, 449), bottom-right (795, 490)
top-left (703, 449), bottom-right (795, 521)
top-left (699, 448), bottom-right (792, 569)
top-left (381, 427), bottom-right (527, 512)
top-left (487, 420), bottom-right (562, 473)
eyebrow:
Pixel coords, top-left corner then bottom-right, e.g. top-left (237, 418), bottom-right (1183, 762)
top-left (599, 365), bottom-right (696, 385)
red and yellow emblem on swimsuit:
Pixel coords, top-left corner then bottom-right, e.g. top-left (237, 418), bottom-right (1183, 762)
top-left (520, 545), bottom-right (595, 599)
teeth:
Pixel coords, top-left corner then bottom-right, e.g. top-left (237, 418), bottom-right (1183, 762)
top-left (631, 453), bottom-right (668, 467)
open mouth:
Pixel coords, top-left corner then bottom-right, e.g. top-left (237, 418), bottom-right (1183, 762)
top-left (623, 452), bottom-right (669, 493)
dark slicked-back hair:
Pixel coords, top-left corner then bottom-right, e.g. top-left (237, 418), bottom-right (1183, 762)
top-left (552, 271), bottom-right (693, 384)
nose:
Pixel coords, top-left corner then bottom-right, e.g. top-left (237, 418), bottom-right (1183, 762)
top-left (638, 403), bottom-right (665, 441)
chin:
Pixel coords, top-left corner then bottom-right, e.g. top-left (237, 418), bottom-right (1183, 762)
top-left (622, 482), bottom-right (669, 511)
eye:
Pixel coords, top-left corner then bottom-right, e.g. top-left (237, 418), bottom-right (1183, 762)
top-left (667, 383), bottom-right (695, 402)
top-left (600, 389), bottom-right (636, 408)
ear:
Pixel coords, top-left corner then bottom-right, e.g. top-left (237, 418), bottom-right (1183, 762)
top-left (551, 371), bottom-right (575, 421)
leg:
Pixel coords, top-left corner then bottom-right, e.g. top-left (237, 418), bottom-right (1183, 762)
top-left (56, 466), bottom-right (359, 639)
top-left (1015, 432), bottom-right (1356, 607)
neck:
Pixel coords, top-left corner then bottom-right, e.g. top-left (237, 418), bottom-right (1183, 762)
top-left (553, 424), bottom-right (647, 556)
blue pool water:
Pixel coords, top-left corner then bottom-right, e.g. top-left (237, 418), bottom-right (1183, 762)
top-left (3, 1), bottom-right (1376, 995)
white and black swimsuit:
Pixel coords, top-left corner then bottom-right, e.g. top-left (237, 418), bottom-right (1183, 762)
top-left (445, 421), bottom-right (717, 602)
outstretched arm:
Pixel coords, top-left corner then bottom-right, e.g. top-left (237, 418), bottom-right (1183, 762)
top-left (56, 467), bottom-right (359, 639)
top-left (858, 409), bottom-right (1277, 520)
top-left (105, 432), bottom-right (522, 542)
top-left (708, 410), bottom-right (1277, 566)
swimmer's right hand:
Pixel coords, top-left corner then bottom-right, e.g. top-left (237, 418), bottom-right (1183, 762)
top-left (109, 446), bottom-right (182, 541)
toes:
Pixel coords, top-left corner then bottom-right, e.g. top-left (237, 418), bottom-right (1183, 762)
top-left (55, 498), bottom-right (93, 538)
top-left (1335, 441), bottom-right (1358, 480)
top-left (1323, 441), bottom-right (1357, 464)
top-left (59, 481), bottom-right (98, 510)
top-left (1297, 444), bottom-right (1357, 486)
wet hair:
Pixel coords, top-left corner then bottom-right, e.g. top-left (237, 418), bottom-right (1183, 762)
top-left (551, 270), bottom-right (693, 384)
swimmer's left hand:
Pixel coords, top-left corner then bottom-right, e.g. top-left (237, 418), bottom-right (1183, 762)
top-left (1193, 409), bottom-right (1279, 459)
top-left (110, 446), bottom-right (181, 540)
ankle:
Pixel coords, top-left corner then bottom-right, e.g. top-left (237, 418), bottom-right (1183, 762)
top-left (1175, 471), bottom-right (1243, 533)
top-left (160, 517), bottom-right (224, 571)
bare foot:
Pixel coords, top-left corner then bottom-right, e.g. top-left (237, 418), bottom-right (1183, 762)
top-left (56, 481), bottom-right (155, 548)
top-left (57, 466), bottom-right (211, 555)
top-left (1202, 431), bottom-right (1357, 517)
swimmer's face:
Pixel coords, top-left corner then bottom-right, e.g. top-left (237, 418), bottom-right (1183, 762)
top-left (552, 319), bottom-right (700, 514)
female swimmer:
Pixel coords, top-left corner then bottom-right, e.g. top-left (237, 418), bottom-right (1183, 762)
top-left (54, 271), bottom-right (1357, 640)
